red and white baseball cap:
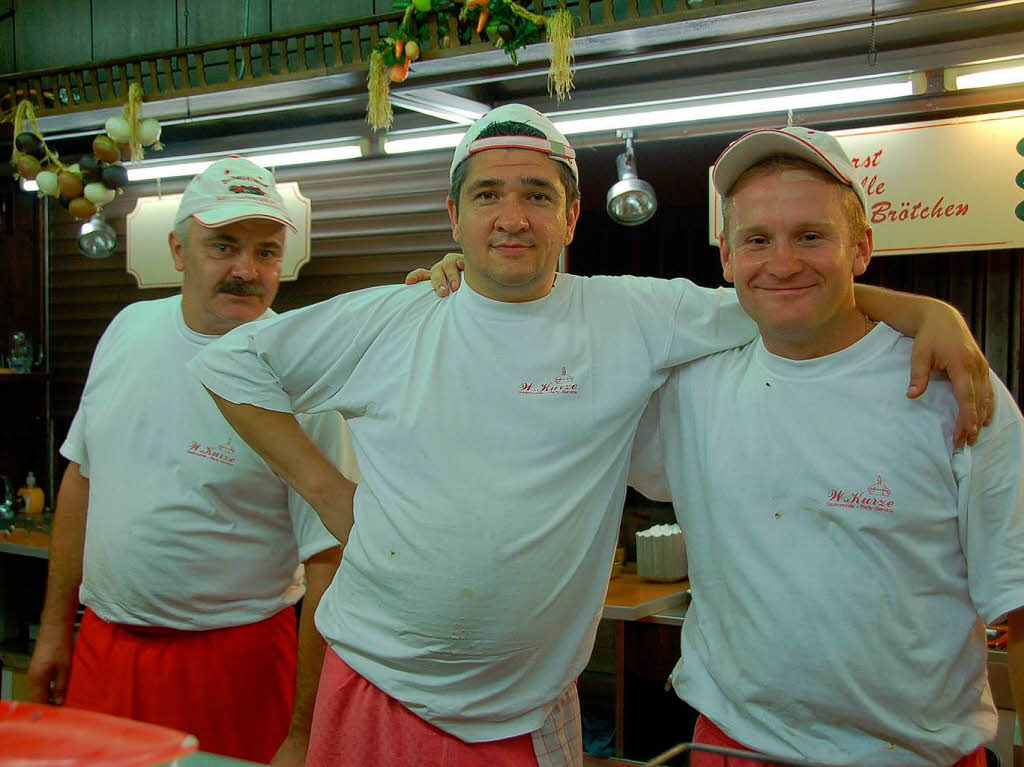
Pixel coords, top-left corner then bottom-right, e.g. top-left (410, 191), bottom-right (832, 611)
top-left (449, 103), bottom-right (578, 184)
top-left (175, 156), bottom-right (297, 232)
top-left (712, 126), bottom-right (868, 212)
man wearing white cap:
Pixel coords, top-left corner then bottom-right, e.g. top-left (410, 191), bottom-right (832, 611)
top-left (27, 157), bottom-right (356, 766)
top-left (628, 127), bottom-right (1024, 766)
top-left (190, 106), bottom-right (992, 767)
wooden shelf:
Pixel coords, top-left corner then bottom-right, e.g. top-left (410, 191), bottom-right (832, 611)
top-left (603, 573), bottom-right (689, 621)
top-left (0, 372), bottom-right (47, 382)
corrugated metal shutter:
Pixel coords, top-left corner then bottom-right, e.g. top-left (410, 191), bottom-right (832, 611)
top-left (864, 250), bottom-right (1023, 403)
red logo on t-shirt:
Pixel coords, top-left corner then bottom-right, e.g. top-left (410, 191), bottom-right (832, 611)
top-left (826, 474), bottom-right (895, 513)
top-left (520, 365), bottom-right (578, 396)
top-left (186, 436), bottom-right (238, 466)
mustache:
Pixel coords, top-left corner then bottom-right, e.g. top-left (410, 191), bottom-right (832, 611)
top-left (490, 239), bottom-right (533, 247)
top-left (217, 279), bottom-right (264, 296)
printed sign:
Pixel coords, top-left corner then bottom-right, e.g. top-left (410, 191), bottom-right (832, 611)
top-left (125, 182), bottom-right (312, 288)
top-left (709, 110), bottom-right (1024, 255)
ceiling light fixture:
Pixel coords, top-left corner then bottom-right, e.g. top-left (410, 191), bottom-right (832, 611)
top-left (23, 139), bottom-right (364, 191)
top-left (945, 57), bottom-right (1024, 90)
top-left (77, 215), bottom-right (117, 259)
top-left (553, 73), bottom-right (920, 136)
top-left (382, 131), bottom-right (467, 155)
top-left (379, 74), bottom-right (919, 155)
top-left (606, 130), bottom-right (657, 226)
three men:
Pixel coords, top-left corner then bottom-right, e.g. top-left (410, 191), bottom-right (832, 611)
top-left (27, 158), bottom-right (354, 766)
top-left (191, 105), bottom-right (992, 766)
top-left (629, 127), bottom-right (1024, 766)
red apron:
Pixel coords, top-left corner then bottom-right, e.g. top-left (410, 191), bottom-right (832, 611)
top-left (692, 714), bottom-right (987, 767)
top-left (66, 606), bottom-right (296, 763)
top-left (307, 647), bottom-right (539, 767)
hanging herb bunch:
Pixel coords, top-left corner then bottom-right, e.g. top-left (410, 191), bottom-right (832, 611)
top-left (366, 0), bottom-right (575, 131)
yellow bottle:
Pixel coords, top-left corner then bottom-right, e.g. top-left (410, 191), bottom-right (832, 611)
top-left (18, 472), bottom-right (45, 515)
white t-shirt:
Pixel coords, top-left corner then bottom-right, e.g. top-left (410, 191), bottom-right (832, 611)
top-left (189, 274), bottom-right (756, 741)
top-left (62, 295), bottom-right (354, 630)
top-left (629, 323), bottom-right (1024, 766)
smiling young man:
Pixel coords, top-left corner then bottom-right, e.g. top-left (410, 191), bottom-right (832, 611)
top-left (28, 158), bottom-right (356, 766)
top-left (628, 127), bottom-right (1024, 766)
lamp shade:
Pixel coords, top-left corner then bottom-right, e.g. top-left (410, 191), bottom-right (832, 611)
top-left (77, 215), bottom-right (117, 259)
top-left (607, 177), bottom-right (658, 226)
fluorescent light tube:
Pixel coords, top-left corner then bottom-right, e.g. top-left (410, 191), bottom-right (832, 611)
top-left (127, 159), bottom-right (216, 182)
top-left (553, 79), bottom-right (915, 136)
top-left (955, 64), bottom-right (1024, 90)
top-left (126, 143), bottom-right (364, 182)
top-left (383, 132), bottom-right (466, 154)
top-left (23, 141), bottom-right (363, 189)
top-left (250, 144), bottom-right (363, 167)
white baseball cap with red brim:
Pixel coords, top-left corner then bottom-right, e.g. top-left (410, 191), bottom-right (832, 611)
top-left (175, 156), bottom-right (297, 232)
top-left (449, 103), bottom-right (578, 184)
top-left (712, 126), bottom-right (868, 212)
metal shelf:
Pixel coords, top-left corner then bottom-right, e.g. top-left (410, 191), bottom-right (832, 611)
top-left (0, 541), bottom-right (48, 559)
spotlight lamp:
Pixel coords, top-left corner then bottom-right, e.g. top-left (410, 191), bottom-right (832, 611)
top-left (606, 130), bottom-right (657, 226)
top-left (78, 215), bottom-right (117, 259)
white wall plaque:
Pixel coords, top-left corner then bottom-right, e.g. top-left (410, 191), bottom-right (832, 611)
top-left (125, 182), bottom-right (312, 288)
top-left (709, 110), bottom-right (1024, 255)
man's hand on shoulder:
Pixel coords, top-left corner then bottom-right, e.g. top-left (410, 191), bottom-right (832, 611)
top-left (405, 253), bottom-right (465, 297)
top-left (906, 300), bottom-right (994, 448)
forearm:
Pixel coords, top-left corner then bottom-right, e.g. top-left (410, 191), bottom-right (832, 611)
top-left (206, 391), bottom-right (356, 541)
top-left (39, 463), bottom-right (89, 629)
top-left (286, 547), bottom-right (341, 741)
top-left (853, 284), bottom-right (959, 337)
top-left (1007, 609), bottom-right (1024, 730)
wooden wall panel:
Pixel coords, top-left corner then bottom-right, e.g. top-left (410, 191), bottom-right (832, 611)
top-left (13, 0), bottom-right (91, 72)
top-left (270, 0), bottom-right (373, 31)
top-left (3, 0), bottom-right (392, 73)
top-left (180, 0), bottom-right (272, 47)
top-left (90, 0), bottom-right (177, 61)
top-left (0, 1), bottom-right (14, 73)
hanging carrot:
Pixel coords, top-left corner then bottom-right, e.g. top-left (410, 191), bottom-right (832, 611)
top-left (477, 7), bottom-right (490, 33)
top-left (389, 59), bottom-right (411, 83)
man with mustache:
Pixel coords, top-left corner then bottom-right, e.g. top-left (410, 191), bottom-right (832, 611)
top-left (27, 157), bottom-right (355, 767)
top-left (628, 127), bottom-right (1024, 766)
top-left (190, 106), bottom-right (992, 767)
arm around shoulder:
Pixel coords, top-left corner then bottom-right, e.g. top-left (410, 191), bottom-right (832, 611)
top-left (853, 284), bottom-right (993, 446)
